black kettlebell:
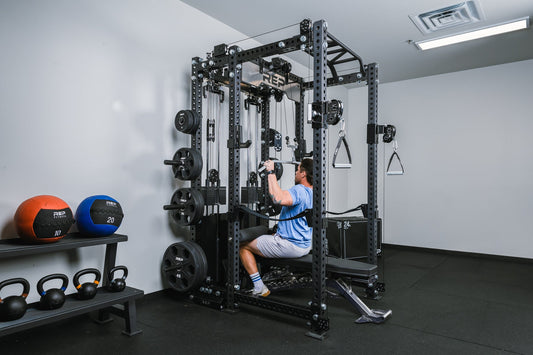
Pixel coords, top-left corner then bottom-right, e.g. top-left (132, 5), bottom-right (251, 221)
top-left (73, 268), bottom-right (101, 300)
top-left (107, 265), bottom-right (128, 292)
top-left (37, 273), bottom-right (69, 310)
top-left (0, 278), bottom-right (30, 321)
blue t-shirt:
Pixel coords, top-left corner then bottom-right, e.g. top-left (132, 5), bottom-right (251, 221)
top-left (276, 184), bottom-right (313, 248)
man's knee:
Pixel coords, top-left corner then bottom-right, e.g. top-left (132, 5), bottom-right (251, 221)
top-left (240, 239), bottom-right (264, 258)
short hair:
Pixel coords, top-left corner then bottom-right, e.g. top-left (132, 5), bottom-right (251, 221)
top-left (299, 158), bottom-right (313, 185)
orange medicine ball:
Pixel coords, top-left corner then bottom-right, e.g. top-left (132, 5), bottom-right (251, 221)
top-left (14, 195), bottom-right (75, 243)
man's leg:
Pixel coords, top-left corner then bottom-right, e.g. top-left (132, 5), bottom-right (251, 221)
top-left (240, 239), bottom-right (263, 274)
top-left (240, 239), bottom-right (270, 296)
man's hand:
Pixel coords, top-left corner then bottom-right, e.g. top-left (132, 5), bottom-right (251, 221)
top-left (264, 160), bottom-right (293, 206)
top-left (263, 160), bottom-right (275, 172)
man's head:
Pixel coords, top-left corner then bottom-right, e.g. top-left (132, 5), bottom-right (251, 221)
top-left (295, 158), bottom-right (313, 186)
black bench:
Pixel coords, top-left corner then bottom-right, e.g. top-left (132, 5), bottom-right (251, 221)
top-left (239, 226), bottom-right (392, 324)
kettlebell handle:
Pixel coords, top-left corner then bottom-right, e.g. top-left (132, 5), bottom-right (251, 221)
top-left (0, 278), bottom-right (30, 301)
top-left (37, 274), bottom-right (69, 296)
top-left (73, 268), bottom-right (101, 289)
top-left (108, 265), bottom-right (128, 281)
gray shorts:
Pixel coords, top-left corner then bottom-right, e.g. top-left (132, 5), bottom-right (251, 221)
top-left (256, 234), bottom-right (311, 258)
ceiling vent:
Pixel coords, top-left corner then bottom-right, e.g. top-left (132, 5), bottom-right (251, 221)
top-left (410, 1), bottom-right (485, 35)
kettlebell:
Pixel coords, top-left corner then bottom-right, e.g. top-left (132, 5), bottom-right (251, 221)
top-left (37, 273), bottom-right (69, 310)
top-left (0, 278), bottom-right (30, 321)
top-left (107, 265), bottom-right (128, 292)
top-left (73, 268), bottom-right (101, 300)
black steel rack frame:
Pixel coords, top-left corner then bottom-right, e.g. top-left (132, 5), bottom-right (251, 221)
top-left (185, 19), bottom-right (383, 338)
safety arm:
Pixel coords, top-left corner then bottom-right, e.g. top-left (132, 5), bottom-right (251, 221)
top-left (267, 173), bottom-right (293, 206)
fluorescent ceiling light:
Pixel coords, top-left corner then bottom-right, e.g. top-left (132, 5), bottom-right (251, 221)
top-left (415, 17), bottom-right (529, 50)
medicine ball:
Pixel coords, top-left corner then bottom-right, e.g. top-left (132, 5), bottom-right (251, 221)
top-left (75, 195), bottom-right (124, 237)
top-left (14, 195), bottom-right (74, 243)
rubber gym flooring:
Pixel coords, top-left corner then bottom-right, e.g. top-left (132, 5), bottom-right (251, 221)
top-left (2, 246), bottom-right (533, 355)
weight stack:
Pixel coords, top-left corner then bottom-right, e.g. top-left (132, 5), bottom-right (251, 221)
top-left (199, 187), bottom-right (227, 206)
top-left (195, 213), bottom-right (228, 284)
top-left (240, 186), bottom-right (261, 204)
top-left (325, 216), bottom-right (382, 260)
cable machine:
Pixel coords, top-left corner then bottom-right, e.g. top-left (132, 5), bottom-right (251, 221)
top-left (162, 19), bottom-right (396, 339)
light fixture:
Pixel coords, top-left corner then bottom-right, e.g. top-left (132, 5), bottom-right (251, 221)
top-left (415, 17), bottom-right (529, 50)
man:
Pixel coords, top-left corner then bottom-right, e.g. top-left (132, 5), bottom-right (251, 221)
top-left (239, 158), bottom-right (313, 297)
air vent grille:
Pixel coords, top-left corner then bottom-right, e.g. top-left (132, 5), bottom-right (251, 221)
top-left (410, 1), bottom-right (485, 34)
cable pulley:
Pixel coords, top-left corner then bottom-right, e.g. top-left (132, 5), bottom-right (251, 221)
top-left (383, 125), bottom-right (396, 143)
top-left (207, 169), bottom-right (220, 186)
top-left (326, 99), bottom-right (344, 125)
top-left (248, 171), bottom-right (258, 186)
top-left (164, 148), bottom-right (203, 180)
top-left (268, 128), bottom-right (283, 152)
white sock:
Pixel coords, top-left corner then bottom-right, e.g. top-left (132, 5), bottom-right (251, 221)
top-left (250, 272), bottom-right (265, 291)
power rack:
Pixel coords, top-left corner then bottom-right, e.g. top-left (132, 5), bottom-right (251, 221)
top-left (164, 19), bottom-right (392, 338)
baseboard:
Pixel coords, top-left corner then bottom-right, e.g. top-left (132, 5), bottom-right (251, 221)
top-left (137, 288), bottom-right (179, 302)
top-left (382, 243), bottom-right (533, 264)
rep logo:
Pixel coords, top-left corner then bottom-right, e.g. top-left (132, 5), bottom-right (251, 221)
top-left (262, 73), bottom-right (286, 87)
top-left (53, 211), bottom-right (66, 218)
top-left (106, 201), bottom-right (117, 207)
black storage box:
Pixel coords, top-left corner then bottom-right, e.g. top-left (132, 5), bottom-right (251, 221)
top-left (325, 216), bottom-right (382, 260)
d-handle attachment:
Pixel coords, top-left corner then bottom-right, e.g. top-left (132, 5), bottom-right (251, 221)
top-left (332, 119), bottom-right (352, 169)
top-left (386, 140), bottom-right (404, 176)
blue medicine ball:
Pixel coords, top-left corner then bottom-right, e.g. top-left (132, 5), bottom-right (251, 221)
top-left (75, 195), bottom-right (124, 237)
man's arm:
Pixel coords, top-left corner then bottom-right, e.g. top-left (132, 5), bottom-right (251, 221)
top-left (264, 160), bottom-right (293, 206)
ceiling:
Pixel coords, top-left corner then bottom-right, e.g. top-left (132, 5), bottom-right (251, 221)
top-left (181, 0), bottom-right (533, 83)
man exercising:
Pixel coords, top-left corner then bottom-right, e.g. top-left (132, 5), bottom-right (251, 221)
top-left (240, 158), bottom-right (313, 297)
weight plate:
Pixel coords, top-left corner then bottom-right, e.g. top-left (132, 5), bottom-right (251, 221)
top-left (175, 110), bottom-right (200, 134)
top-left (169, 188), bottom-right (204, 226)
top-left (188, 242), bottom-right (208, 288)
top-left (162, 241), bottom-right (208, 293)
top-left (172, 148), bottom-right (203, 181)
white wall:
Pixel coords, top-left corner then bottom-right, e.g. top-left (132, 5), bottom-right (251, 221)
top-left (343, 59), bottom-right (533, 258)
top-left (0, 0), bottom-right (255, 301)
top-left (2, 0), bottom-right (529, 304)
